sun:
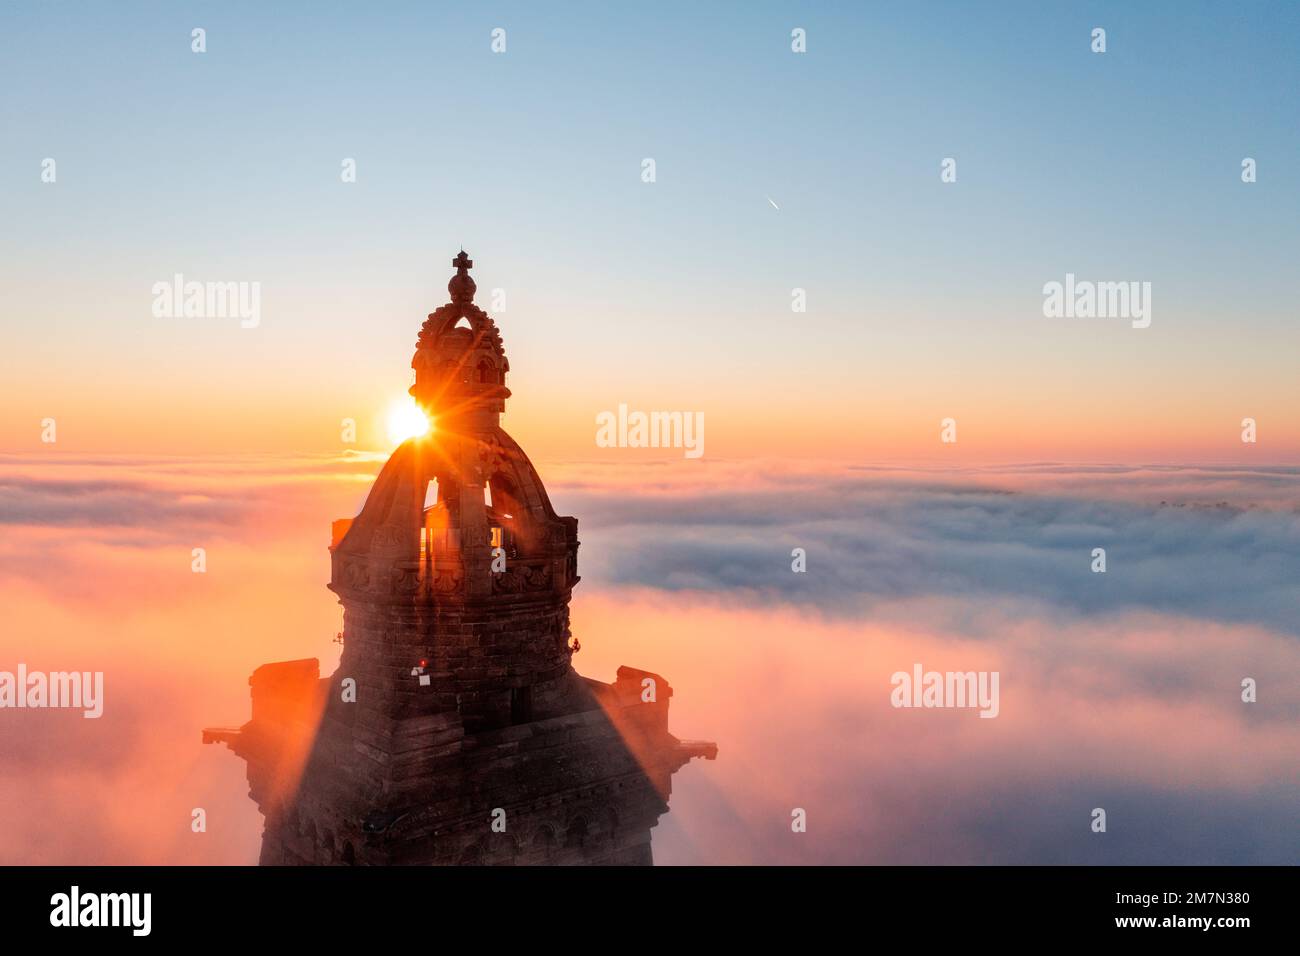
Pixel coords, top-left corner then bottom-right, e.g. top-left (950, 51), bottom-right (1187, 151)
top-left (386, 397), bottom-right (432, 445)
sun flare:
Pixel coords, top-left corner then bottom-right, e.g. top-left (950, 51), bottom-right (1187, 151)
top-left (386, 398), bottom-right (431, 445)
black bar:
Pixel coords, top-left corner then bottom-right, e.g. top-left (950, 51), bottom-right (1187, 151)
top-left (0, 865), bottom-right (1285, 942)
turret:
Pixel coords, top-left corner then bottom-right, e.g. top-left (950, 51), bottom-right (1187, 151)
top-left (205, 252), bottom-right (715, 866)
top-left (327, 251), bottom-right (580, 734)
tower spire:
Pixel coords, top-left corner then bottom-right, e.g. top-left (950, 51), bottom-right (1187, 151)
top-left (448, 249), bottom-right (475, 303)
top-left (412, 250), bottom-right (506, 422)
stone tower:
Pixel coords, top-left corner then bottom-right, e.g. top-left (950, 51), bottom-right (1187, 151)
top-left (329, 248), bottom-right (582, 735)
top-left (206, 252), bottom-right (714, 865)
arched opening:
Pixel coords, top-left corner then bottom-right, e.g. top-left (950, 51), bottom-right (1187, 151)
top-left (510, 685), bottom-right (533, 725)
top-left (486, 474), bottom-right (522, 557)
top-left (564, 816), bottom-right (588, 850)
top-left (421, 479), bottom-right (447, 567)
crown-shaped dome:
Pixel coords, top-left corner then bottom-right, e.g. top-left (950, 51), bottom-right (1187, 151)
top-left (328, 251), bottom-right (581, 732)
top-left (410, 251), bottom-right (510, 425)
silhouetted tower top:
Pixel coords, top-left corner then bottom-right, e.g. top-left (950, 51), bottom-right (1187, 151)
top-left (410, 250), bottom-right (510, 434)
top-left (328, 251), bottom-right (580, 733)
top-left (206, 254), bottom-right (716, 860)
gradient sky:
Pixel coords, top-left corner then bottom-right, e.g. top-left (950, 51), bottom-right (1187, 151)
top-left (3, 1), bottom-right (1299, 460)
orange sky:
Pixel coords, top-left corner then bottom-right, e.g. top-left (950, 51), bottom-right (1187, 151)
top-left (6, 338), bottom-right (1299, 463)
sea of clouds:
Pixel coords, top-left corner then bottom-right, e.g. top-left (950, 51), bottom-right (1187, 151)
top-left (1, 453), bottom-right (1296, 864)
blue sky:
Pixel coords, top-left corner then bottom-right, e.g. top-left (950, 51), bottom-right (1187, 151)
top-left (3, 2), bottom-right (1298, 458)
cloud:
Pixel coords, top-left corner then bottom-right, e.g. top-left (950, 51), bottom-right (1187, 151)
top-left (542, 460), bottom-right (1300, 636)
top-left (573, 590), bottom-right (1300, 865)
top-left (1, 455), bottom-right (1297, 864)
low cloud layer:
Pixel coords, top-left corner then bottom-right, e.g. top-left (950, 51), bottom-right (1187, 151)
top-left (545, 460), bottom-right (1300, 637)
top-left (574, 591), bottom-right (1300, 865)
top-left (1, 455), bottom-right (1296, 864)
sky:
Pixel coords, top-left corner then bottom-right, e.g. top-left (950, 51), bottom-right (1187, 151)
top-left (3, 1), bottom-right (1299, 461)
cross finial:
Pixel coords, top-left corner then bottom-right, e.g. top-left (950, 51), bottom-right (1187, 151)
top-left (447, 249), bottom-right (477, 303)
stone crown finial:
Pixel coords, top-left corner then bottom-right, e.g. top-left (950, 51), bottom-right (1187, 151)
top-left (449, 250), bottom-right (476, 303)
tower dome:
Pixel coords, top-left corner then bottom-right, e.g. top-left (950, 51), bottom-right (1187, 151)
top-left (329, 251), bottom-right (579, 734)
top-left (205, 252), bottom-right (716, 866)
